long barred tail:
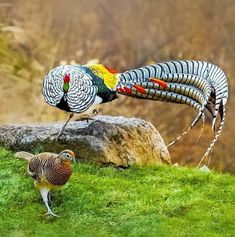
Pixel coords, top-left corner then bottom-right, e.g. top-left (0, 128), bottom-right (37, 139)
top-left (196, 112), bottom-right (205, 143)
top-left (117, 60), bottom-right (228, 164)
top-left (167, 110), bottom-right (204, 147)
top-left (166, 106), bottom-right (205, 147)
top-left (198, 99), bottom-right (226, 166)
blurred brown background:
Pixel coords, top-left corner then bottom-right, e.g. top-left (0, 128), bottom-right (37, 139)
top-left (0, 0), bottom-right (234, 172)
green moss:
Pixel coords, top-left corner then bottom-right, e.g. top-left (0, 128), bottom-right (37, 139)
top-left (0, 147), bottom-right (234, 237)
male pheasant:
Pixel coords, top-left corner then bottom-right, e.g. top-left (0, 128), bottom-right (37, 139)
top-left (42, 61), bottom-right (228, 164)
top-left (15, 149), bottom-right (76, 217)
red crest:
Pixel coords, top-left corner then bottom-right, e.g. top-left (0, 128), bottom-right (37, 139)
top-left (63, 74), bottom-right (70, 83)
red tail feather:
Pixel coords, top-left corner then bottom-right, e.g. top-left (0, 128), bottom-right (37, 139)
top-left (104, 66), bottom-right (118, 74)
top-left (150, 78), bottom-right (168, 88)
top-left (117, 87), bottom-right (125, 93)
top-left (133, 85), bottom-right (146, 94)
top-left (123, 86), bottom-right (132, 94)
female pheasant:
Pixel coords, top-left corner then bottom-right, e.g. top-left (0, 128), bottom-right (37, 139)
top-left (15, 149), bottom-right (76, 217)
top-left (42, 61), bottom-right (228, 164)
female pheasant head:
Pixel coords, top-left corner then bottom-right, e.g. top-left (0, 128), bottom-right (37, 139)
top-left (58, 149), bottom-right (76, 163)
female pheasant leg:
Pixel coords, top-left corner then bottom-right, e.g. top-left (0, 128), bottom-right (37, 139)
top-left (56, 113), bottom-right (74, 141)
top-left (48, 191), bottom-right (54, 203)
top-left (40, 188), bottom-right (58, 217)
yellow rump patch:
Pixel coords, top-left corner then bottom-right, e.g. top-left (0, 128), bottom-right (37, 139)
top-left (88, 64), bottom-right (118, 90)
top-left (34, 176), bottom-right (61, 190)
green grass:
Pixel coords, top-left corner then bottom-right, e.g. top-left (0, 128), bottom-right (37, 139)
top-left (0, 147), bottom-right (234, 237)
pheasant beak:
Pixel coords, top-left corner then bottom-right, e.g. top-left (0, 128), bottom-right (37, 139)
top-left (71, 157), bottom-right (76, 163)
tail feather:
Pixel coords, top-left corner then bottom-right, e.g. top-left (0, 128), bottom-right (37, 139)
top-left (117, 60), bottom-right (228, 164)
top-left (198, 101), bottom-right (226, 167)
top-left (196, 112), bottom-right (205, 143)
top-left (15, 151), bottom-right (34, 161)
top-left (167, 109), bottom-right (203, 147)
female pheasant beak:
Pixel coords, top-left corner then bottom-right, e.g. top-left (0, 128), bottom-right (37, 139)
top-left (71, 157), bottom-right (76, 163)
top-left (66, 154), bottom-right (76, 163)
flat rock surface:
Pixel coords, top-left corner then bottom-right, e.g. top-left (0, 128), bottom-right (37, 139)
top-left (0, 115), bottom-right (171, 167)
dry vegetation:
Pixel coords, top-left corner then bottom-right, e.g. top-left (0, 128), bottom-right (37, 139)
top-left (0, 0), bottom-right (234, 172)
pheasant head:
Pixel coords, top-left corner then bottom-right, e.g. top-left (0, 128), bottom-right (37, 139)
top-left (58, 149), bottom-right (76, 163)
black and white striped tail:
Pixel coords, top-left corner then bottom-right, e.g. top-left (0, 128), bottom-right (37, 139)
top-left (198, 99), bottom-right (226, 166)
top-left (117, 60), bottom-right (228, 164)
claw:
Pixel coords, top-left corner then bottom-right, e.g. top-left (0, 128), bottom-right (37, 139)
top-left (45, 210), bottom-right (59, 217)
top-left (93, 109), bottom-right (99, 115)
top-left (75, 117), bottom-right (95, 122)
top-left (40, 188), bottom-right (59, 218)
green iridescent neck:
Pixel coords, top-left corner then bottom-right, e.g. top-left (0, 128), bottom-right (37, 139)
top-left (63, 83), bottom-right (69, 92)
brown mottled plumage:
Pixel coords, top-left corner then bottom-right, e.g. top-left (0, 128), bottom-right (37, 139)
top-left (15, 149), bottom-right (76, 217)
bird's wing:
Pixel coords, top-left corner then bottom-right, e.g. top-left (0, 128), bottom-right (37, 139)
top-left (36, 152), bottom-right (58, 159)
top-left (67, 72), bottom-right (98, 113)
top-left (27, 153), bottom-right (57, 180)
top-left (28, 156), bottom-right (41, 179)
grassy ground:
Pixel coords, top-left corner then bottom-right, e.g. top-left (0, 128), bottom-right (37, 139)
top-left (0, 147), bottom-right (234, 237)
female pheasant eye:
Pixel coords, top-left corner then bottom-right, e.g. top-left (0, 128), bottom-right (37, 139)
top-left (66, 153), bottom-right (70, 158)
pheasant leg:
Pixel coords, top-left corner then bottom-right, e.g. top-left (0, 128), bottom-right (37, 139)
top-left (75, 117), bottom-right (95, 123)
top-left (75, 108), bottom-right (99, 123)
top-left (40, 188), bottom-right (58, 217)
top-left (48, 191), bottom-right (54, 203)
top-left (44, 201), bottom-right (59, 217)
top-left (56, 113), bottom-right (74, 141)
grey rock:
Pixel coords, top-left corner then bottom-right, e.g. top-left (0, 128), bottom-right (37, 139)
top-left (0, 115), bottom-right (171, 167)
